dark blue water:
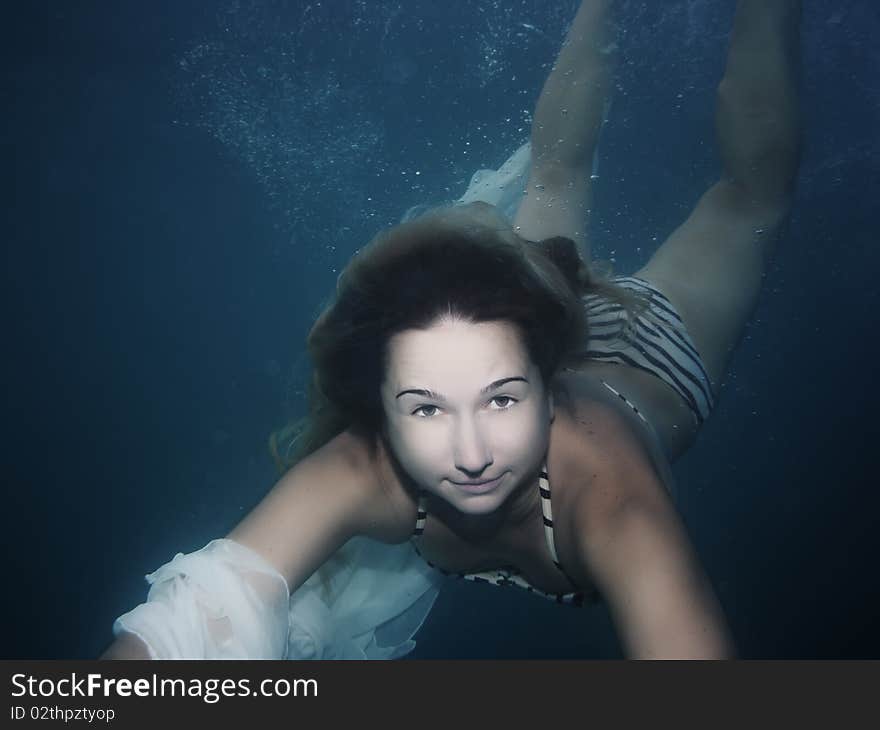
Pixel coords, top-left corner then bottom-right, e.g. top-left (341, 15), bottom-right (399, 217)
top-left (5, 0), bottom-right (878, 659)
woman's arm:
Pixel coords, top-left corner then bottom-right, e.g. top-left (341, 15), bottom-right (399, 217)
top-left (100, 430), bottom-right (401, 659)
top-left (225, 429), bottom-right (401, 590)
top-left (567, 406), bottom-right (735, 659)
top-left (514, 0), bottom-right (614, 257)
top-left (578, 493), bottom-right (735, 659)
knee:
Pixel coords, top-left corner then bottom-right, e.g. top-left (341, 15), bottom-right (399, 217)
top-left (715, 80), bottom-right (801, 206)
top-left (711, 180), bottom-right (793, 234)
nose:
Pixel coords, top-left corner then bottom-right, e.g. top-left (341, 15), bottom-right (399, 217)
top-left (452, 415), bottom-right (493, 477)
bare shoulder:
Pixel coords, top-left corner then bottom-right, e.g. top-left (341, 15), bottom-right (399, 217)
top-left (551, 373), bottom-right (662, 488)
top-left (549, 377), bottom-right (733, 658)
top-left (553, 370), bottom-right (676, 494)
top-left (548, 373), bottom-right (675, 562)
top-left (226, 429), bottom-right (414, 592)
top-left (335, 429), bottom-right (419, 544)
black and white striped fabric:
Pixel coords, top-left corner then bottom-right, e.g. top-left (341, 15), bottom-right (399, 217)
top-left (582, 275), bottom-right (715, 425)
top-left (411, 464), bottom-right (593, 607)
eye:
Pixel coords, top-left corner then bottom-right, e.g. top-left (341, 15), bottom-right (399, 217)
top-left (489, 396), bottom-right (517, 410)
top-left (412, 405), bottom-right (440, 418)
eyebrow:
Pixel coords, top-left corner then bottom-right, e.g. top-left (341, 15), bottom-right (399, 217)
top-left (395, 376), bottom-right (529, 401)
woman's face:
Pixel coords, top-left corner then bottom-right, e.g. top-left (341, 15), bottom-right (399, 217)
top-left (380, 316), bottom-right (554, 515)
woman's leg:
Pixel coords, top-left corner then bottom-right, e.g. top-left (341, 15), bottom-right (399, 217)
top-left (635, 0), bottom-right (802, 393)
top-left (513, 0), bottom-right (613, 259)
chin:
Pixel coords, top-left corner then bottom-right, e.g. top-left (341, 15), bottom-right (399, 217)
top-left (444, 484), bottom-right (510, 515)
top-left (452, 495), bottom-right (502, 514)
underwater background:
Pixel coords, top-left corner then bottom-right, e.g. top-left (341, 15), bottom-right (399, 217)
top-left (5, 0), bottom-right (878, 658)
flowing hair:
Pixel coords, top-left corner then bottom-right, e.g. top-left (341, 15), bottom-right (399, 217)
top-left (269, 202), bottom-right (648, 474)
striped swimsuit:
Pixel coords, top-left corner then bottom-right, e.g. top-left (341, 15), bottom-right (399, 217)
top-left (410, 464), bottom-right (597, 607)
top-left (582, 275), bottom-right (715, 425)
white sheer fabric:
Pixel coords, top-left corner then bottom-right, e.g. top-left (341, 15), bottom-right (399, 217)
top-left (113, 537), bottom-right (442, 660)
top-left (456, 141), bottom-right (531, 220)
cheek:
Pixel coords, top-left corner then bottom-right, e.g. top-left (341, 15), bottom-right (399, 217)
top-left (505, 404), bottom-right (548, 438)
top-left (389, 420), bottom-right (444, 468)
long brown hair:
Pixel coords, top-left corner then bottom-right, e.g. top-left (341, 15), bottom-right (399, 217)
top-left (269, 202), bottom-right (647, 474)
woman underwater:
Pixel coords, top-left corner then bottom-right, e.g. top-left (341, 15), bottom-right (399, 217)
top-left (101, 0), bottom-right (802, 660)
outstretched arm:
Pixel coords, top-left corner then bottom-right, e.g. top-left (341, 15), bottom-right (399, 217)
top-left (566, 403), bottom-right (735, 659)
top-left (578, 492), bottom-right (735, 659)
top-left (513, 0), bottom-right (614, 259)
top-left (99, 431), bottom-right (405, 659)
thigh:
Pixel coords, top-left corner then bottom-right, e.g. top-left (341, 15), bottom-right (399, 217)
top-left (634, 180), bottom-right (784, 392)
top-left (512, 165), bottom-right (593, 259)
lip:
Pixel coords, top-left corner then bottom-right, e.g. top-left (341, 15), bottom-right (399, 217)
top-left (449, 474), bottom-right (505, 494)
